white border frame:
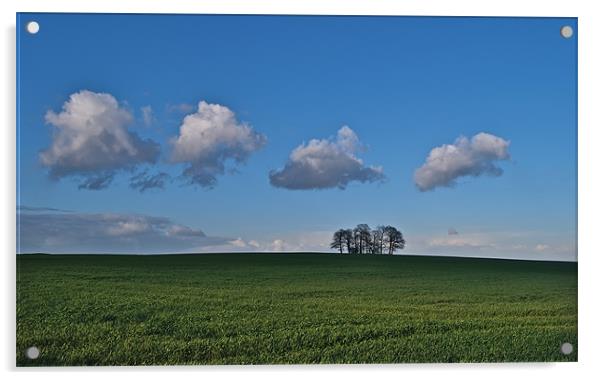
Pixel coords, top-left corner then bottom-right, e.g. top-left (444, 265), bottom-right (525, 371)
top-left (2, 1), bottom-right (600, 379)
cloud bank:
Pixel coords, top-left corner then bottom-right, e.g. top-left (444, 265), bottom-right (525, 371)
top-left (17, 207), bottom-right (333, 254)
top-left (269, 126), bottom-right (385, 190)
top-left (170, 101), bottom-right (266, 187)
top-left (40, 90), bottom-right (160, 190)
top-left (414, 132), bottom-right (510, 191)
top-left (18, 210), bottom-right (233, 254)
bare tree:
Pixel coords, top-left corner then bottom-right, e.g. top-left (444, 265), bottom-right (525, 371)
top-left (371, 225), bottom-right (385, 254)
top-left (334, 224), bottom-right (405, 255)
top-left (352, 226), bottom-right (361, 254)
top-left (330, 229), bottom-right (345, 254)
top-left (383, 226), bottom-right (405, 255)
top-left (342, 229), bottom-right (354, 254)
top-left (355, 224), bottom-right (371, 254)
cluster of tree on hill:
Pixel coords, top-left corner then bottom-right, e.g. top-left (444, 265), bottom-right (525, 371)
top-left (330, 224), bottom-right (405, 254)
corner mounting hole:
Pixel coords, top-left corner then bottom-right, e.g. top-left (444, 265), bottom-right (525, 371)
top-left (560, 342), bottom-right (573, 355)
top-left (560, 25), bottom-right (573, 39)
top-left (25, 346), bottom-right (40, 359)
top-left (26, 21), bottom-right (40, 34)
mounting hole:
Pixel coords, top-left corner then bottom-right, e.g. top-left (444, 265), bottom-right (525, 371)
top-left (25, 346), bottom-right (40, 359)
top-left (26, 21), bottom-right (40, 34)
top-left (560, 342), bottom-right (573, 355)
top-left (560, 25), bottom-right (573, 39)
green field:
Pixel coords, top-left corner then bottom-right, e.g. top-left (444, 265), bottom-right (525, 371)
top-left (16, 253), bottom-right (577, 365)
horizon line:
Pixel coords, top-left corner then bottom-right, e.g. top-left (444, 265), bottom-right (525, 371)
top-left (16, 251), bottom-right (578, 264)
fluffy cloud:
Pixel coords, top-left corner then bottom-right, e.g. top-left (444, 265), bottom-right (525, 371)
top-left (170, 101), bottom-right (266, 187)
top-left (40, 90), bottom-right (160, 189)
top-left (269, 126), bottom-right (385, 190)
top-left (17, 209), bottom-right (232, 254)
top-left (414, 132), bottom-right (510, 191)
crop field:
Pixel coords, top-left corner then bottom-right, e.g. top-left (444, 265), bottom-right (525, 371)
top-left (16, 253), bottom-right (577, 365)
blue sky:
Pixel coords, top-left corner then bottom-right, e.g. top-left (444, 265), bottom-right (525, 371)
top-left (17, 14), bottom-right (577, 260)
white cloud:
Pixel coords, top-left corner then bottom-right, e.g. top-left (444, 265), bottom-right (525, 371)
top-left (229, 238), bottom-right (247, 247)
top-left (106, 218), bottom-right (151, 236)
top-left (40, 90), bottom-right (160, 189)
top-left (192, 230), bottom-right (332, 253)
top-left (269, 126), bottom-right (385, 190)
top-left (535, 243), bottom-right (549, 252)
top-left (140, 105), bottom-right (154, 126)
top-left (270, 239), bottom-right (287, 252)
top-left (170, 101), bottom-right (266, 187)
top-left (414, 132), bottom-right (510, 191)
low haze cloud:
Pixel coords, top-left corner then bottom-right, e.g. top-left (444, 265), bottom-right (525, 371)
top-left (40, 90), bottom-right (160, 190)
top-left (269, 126), bottom-right (385, 190)
top-left (18, 209), bottom-right (232, 254)
top-left (17, 206), bottom-right (333, 254)
top-left (170, 101), bottom-right (266, 187)
top-left (405, 230), bottom-right (575, 261)
top-left (414, 132), bottom-right (510, 191)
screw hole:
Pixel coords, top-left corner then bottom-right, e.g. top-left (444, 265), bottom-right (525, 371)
top-left (560, 342), bottom-right (573, 355)
top-left (25, 346), bottom-right (40, 359)
top-left (26, 21), bottom-right (40, 34)
top-left (560, 25), bottom-right (573, 39)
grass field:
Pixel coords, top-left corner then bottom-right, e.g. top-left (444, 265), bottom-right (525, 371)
top-left (16, 253), bottom-right (577, 365)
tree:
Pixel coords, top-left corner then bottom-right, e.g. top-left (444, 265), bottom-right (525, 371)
top-left (352, 226), bottom-right (361, 254)
top-left (371, 226), bottom-right (385, 254)
top-left (342, 229), bottom-right (354, 254)
top-left (354, 224), bottom-right (371, 254)
top-left (383, 226), bottom-right (405, 255)
top-left (332, 224), bottom-right (405, 255)
top-left (330, 229), bottom-right (345, 254)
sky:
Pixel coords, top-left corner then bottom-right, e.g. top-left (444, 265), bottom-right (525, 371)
top-left (16, 14), bottom-right (577, 261)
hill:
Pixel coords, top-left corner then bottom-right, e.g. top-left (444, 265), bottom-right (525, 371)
top-left (16, 253), bottom-right (577, 365)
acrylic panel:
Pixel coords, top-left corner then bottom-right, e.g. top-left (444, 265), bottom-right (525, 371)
top-left (16, 13), bottom-right (577, 366)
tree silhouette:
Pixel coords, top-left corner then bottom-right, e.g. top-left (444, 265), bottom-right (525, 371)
top-left (371, 225), bottom-right (385, 254)
top-left (342, 229), bottom-right (354, 254)
top-left (352, 227), bottom-right (360, 253)
top-left (383, 226), bottom-right (405, 255)
top-left (331, 224), bottom-right (405, 255)
top-left (354, 224), bottom-right (371, 254)
top-left (330, 229), bottom-right (345, 254)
